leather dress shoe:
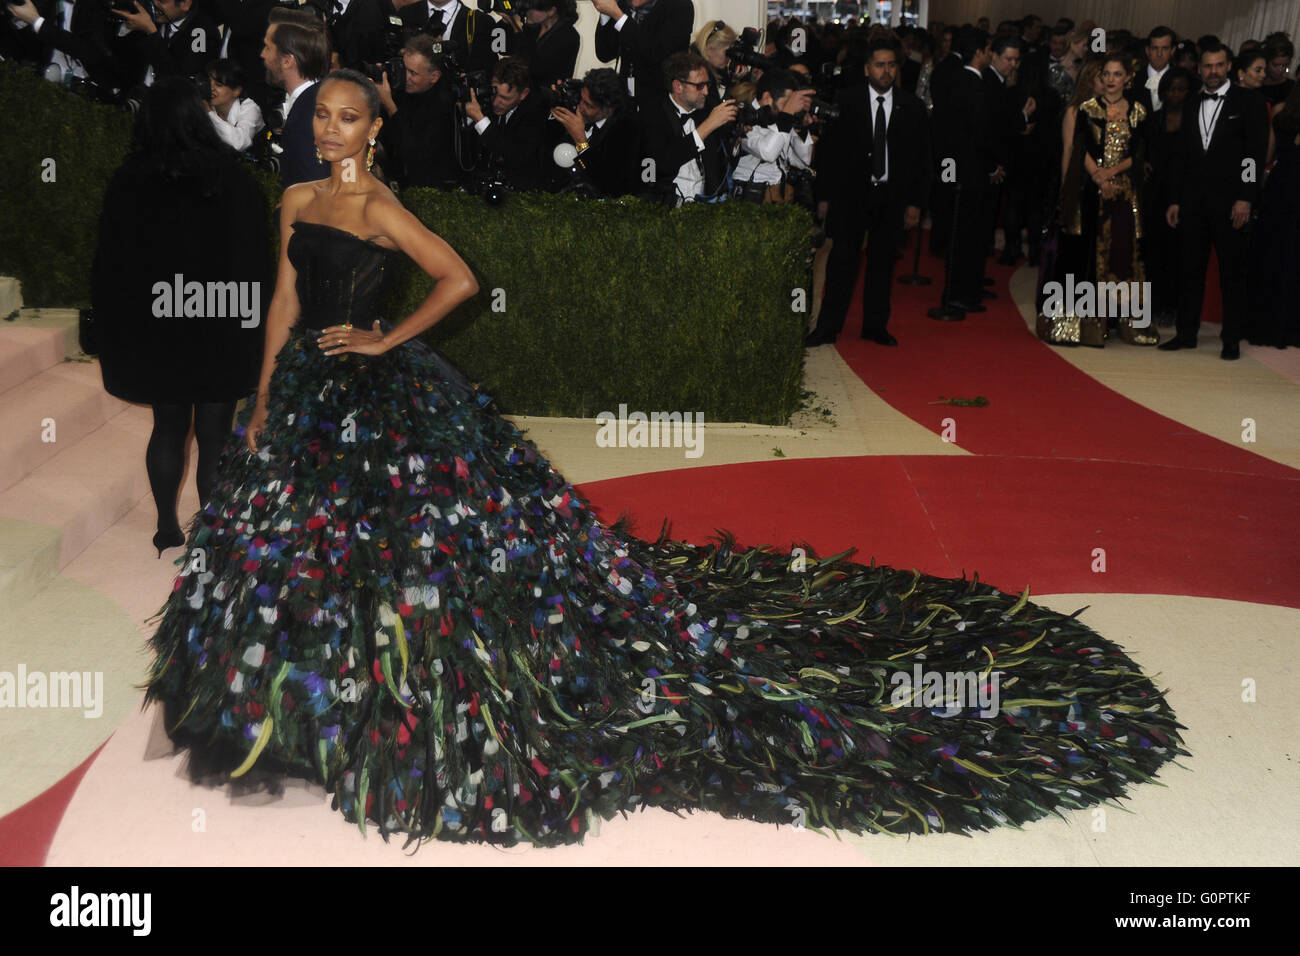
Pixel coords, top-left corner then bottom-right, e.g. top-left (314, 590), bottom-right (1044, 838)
top-left (1220, 340), bottom-right (1240, 360)
top-left (1157, 336), bottom-right (1197, 351)
top-left (946, 299), bottom-right (987, 313)
top-left (805, 329), bottom-right (837, 346)
top-left (863, 331), bottom-right (898, 346)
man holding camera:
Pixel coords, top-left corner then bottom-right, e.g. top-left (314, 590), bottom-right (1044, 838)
top-left (731, 68), bottom-right (815, 203)
top-left (398, 0), bottom-right (497, 75)
top-left (807, 35), bottom-right (930, 347)
top-left (592, 0), bottom-right (692, 107)
top-left (501, 0), bottom-right (579, 89)
top-left (636, 50), bottom-right (737, 205)
top-left (115, 0), bottom-right (219, 89)
top-left (374, 32), bottom-right (461, 188)
top-left (5, 0), bottom-right (120, 91)
top-left (548, 67), bottom-right (639, 196)
top-left (465, 54), bottom-right (547, 191)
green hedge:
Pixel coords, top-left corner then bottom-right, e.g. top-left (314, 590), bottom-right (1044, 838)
top-left (0, 60), bottom-right (810, 423)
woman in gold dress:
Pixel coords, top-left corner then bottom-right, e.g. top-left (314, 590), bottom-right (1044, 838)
top-left (1045, 55), bottom-right (1155, 346)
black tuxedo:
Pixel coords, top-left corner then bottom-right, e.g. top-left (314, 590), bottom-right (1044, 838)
top-left (398, 1), bottom-right (497, 75)
top-left (635, 93), bottom-right (729, 203)
top-left (210, 0), bottom-right (276, 115)
top-left (570, 112), bottom-right (640, 197)
top-left (931, 65), bottom-right (996, 301)
top-left (328, 0), bottom-right (388, 72)
top-left (811, 85), bottom-right (931, 339)
top-left (470, 93), bottom-right (547, 191)
top-left (24, 0), bottom-right (119, 89)
top-left (118, 11), bottom-right (221, 88)
top-left (594, 0), bottom-right (693, 107)
top-left (280, 81), bottom-right (330, 187)
top-left (380, 81), bottom-right (461, 188)
top-left (514, 20), bottom-right (580, 87)
top-left (1168, 84), bottom-right (1270, 343)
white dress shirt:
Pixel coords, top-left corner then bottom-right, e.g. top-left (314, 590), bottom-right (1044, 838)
top-left (1198, 83), bottom-right (1229, 150)
top-left (209, 96), bottom-right (266, 152)
top-left (670, 95), bottom-right (705, 204)
top-left (867, 85), bottom-right (893, 183)
top-left (282, 78), bottom-right (315, 125)
top-left (426, 0), bottom-right (460, 41)
top-left (1145, 64), bottom-right (1168, 111)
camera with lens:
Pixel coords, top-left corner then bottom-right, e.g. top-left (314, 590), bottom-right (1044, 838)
top-left (540, 77), bottom-right (583, 112)
top-left (736, 103), bottom-right (777, 126)
top-left (457, 68), bottom-right (494, 107)
top-left (361, 15), bottom-right (409, 91)
top-left (727, 26), bottom-right (775, 71)
top-left (467, 166), bottom-right (510, 206)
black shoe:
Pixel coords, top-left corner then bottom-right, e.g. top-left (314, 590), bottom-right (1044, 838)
top-left (153, 527), bottom-right (185, 558)
top-left (862, 331), bottom-right (898, 346)
top-left (946, 299), bottom-right (987, 313)
top-left (1157, 336), bottom-right (1197, 351)
top-left (977, 289), bottom-right (997, 300)
top-left (1220, 340), bottom-right (1240, 360)
top-left (804, 330), bottom-right (836, 347)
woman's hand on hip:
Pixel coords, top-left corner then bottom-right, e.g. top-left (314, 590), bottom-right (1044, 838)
top-left (319, 320), bottom-right (389, 357)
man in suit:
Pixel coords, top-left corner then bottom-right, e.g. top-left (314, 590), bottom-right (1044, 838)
top-left (116, 0), bottom-right (220, 89)
top-left (547, 67), bottom-right (640, 197)
top-left (926, 25), bottom-right (961, 255)
top-left (591, 0), bottom-right (692, 108)
top-left (1160, 40), bottom-right (1270, 360)
top-left (806, 35), bottom-right (930, 348)
top-left (262, 10), bottom-right (331, 186)
top-left (464, 55), bottom-right (547, 191)
top-left (635, 49), bottom-right (736, 206)
top-left (1134, 26), bottom-right (1175, 114)
top-left (374, 32), bottom-right (460, 187)
top-left (5, 0), bottom-right (119, 90)
top-left (398, 0), bottom-right (496, 75)
top-left (325, 0), bottom-right (387, 72)
top-left (982, 35), bottom-right (1034, 265)
top-left (931, 27), bottom-right (996, 314)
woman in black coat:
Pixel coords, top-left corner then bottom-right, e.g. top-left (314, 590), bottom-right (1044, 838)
top-left (92, 78), bottom-right (270, 556)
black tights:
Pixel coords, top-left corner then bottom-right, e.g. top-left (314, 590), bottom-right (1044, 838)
top-left (147, 402), bottom-right (236, 533)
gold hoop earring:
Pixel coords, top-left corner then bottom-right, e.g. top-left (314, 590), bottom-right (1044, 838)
top-left (366, 138), bottom-right (376, 172)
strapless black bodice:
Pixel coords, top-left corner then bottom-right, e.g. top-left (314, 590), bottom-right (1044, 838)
top-left (287, 221), bottom-right (397, 331)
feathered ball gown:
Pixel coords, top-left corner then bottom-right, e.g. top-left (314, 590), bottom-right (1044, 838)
top-left (142, 220), bottom-right (1188, 848)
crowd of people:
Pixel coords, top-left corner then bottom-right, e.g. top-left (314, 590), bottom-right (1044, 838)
top-left (3, 3), bottom-right (1298, 355)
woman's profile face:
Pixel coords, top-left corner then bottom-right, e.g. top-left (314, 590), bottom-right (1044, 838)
top-left (1237, 59), bottom-right (1266, 89)
top-left (313, 80), bottom-right (381, 169)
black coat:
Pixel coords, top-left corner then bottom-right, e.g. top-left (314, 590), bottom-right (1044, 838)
top-left (470, 93), bottom-right (548, 191)
top-left (572, 111), bottom-right (641, 197)
top-left (28, 0), bottom-right (119, 89)
top-left (117, 11), bottom-right (221, 88)
top-left (816, 84), bottom-right (931, 215)
top-left (635, 92), bottom-right (729, 202)
top-left (932, 66), bottom-right (996, 187)
top-left (1168, 85), bottom-right (1271, 210)
top-left (398, 1), bottom-right (498, 75)
top-left (92, 153), bottom-right (269, 404)
top-left (594, 0), bottom-right (693, 107)
top-left (514, 20), bottom-right (580, 87)
top-left (281, 81), bottom-right (330, 187)
top-left (381, 81), bottom-right (461, 187)
top-left (329, 0), bottom-right (389, 72)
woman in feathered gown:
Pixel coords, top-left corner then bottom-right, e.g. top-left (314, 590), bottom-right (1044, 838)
top-left (142, 70), bottom-right (1188, 849)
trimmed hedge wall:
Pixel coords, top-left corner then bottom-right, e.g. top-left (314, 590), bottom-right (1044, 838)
top-left (0, 60), bottom-right (811, 423)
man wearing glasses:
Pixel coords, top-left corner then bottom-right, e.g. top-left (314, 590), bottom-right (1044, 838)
top-left (636, 50), bottom-right (738, 205)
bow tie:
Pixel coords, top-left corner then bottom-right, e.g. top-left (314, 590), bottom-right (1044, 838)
top-left (1200, 90), bottom-right (1224, 101)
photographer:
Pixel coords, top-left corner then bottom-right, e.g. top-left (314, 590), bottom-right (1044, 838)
top-left (464, 54), bottom-right (546, 191)
top-left (636, 49), bottom-right (737, 206)
top-left (373, 32), bottom-right (461, 188)
top-left (732, 68), bottom-right (815, 204)
top-left (548, 66), bottom-right (638, 197)
top-left (5, 0), bottom-right (121, 92)
top-left (398, 0), bottom-right (497, 75)
top-left (592, 0), bottom-right (692, 106)
top-left (204, 57), bottom-right (265, 152)
top-left (500, 0), bottom-right (578, 89)
top-left (115, 0), bottom-right (219, 88)
top-left (324, 0), bottom-right (387, 72)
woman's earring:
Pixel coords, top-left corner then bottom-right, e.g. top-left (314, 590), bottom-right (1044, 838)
top-left (315, 145), bottom-right (323, 161)
top-left (366, 138), bottom-right (376, 172)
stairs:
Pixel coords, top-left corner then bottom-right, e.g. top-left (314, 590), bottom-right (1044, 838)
top-left (0, 289), bottom-right (155, 625)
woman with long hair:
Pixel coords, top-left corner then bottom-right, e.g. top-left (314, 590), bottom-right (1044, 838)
top-left (92, 77), bottom-right (269, 555)
top-left (140, 68), bottom-right (1186, 849)
top-left (691, 19), bottom-right (739, 101)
